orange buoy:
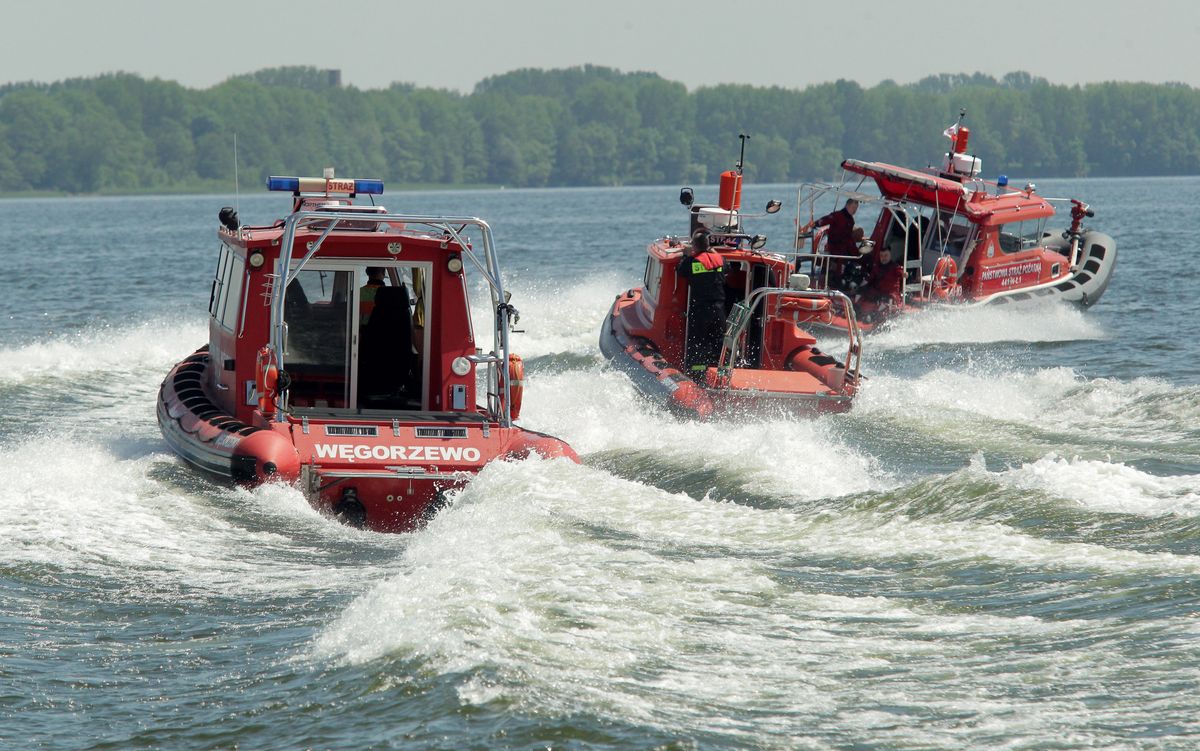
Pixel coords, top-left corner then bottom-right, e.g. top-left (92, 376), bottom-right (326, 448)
top-left (502, 353), bottom-right (524, 420)
top-left (932, 257), bottom-right (959, 298)
top-left (255, 346), bottom-right (278, 413)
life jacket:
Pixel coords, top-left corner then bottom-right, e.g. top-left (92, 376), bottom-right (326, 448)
top-left (684, 251), bottom-right (726, 303)
top-left (689, 251), bottom-right (724, 274)
top-left (360, 282), bottom-right (384, 324)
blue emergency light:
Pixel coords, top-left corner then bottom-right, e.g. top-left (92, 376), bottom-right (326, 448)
top-left (266, 176), bottom-right (385, 195)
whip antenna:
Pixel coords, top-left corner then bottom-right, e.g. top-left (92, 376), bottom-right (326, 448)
top-left (233, 133), bottom-right (241, 229)
top-left (736, 133), bottom-right (750, 174)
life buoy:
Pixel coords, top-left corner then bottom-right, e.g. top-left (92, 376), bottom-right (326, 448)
top-left (255, 346), bottom-right (278, 414)
top-left (501, 353), bottom-right (524, 421)
top-left (932, 257), bottom-right (959, 299)
top-left (778, 295), bottom-right (832, 324)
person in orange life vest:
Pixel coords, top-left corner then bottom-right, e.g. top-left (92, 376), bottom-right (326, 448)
top-left (359, 267), bottom-right (387, 325)
top-left (801, 198), bottom-right (860, 287)
top-left (677, 229), bottom-right (727, 377)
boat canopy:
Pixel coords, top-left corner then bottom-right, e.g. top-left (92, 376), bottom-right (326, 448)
top-left (842, 158), bottom-right (997, 217)
top-left (840, 159), bottom-right (1054, 224)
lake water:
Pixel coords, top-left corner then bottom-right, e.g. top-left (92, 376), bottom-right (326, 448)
top-left (2, 176), bottom-right (1199, 749)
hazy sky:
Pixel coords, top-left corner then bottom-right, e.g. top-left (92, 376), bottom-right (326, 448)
top-left (7, 0), bottom-right (1200, 92)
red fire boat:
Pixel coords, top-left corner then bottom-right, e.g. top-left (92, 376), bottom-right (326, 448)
top-left (794, 111), bottom-right (1117, 330)
top-left (158, 173), bottom-right (577, 532)
top-left (601, 138), bottom-right (863, 419)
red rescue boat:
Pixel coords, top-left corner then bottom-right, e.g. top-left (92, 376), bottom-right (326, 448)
top-left (601, 139), bottom-right (863, 419)
top-left (158, 173), bottom-right (577, 532)
top-left (795, 110), bottom-right (1117, 330)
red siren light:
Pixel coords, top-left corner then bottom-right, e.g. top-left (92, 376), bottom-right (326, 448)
top-left (718, 170), bottom-right (742, 211)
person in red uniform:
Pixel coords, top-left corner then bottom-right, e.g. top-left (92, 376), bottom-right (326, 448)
top-left (857, 246), bottom-right (906, 321)
top-left (677, 229), bottom-right (726, 378)
top-left (801, 198), bottom-right (860, 288)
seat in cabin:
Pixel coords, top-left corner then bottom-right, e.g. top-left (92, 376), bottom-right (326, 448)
top-left (358, 285), bottom-right (419, 409)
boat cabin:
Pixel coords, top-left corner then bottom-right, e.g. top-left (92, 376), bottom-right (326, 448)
top-left (799, 157), bottom-right (1076, 305)
top-left (207, 176), bottom-right (513, 427)
top-left (631, 202), bottom-right (839, 372)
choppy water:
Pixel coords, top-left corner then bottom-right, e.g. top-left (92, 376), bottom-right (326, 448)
top-left (2, 177), bottom-right (1199, 749)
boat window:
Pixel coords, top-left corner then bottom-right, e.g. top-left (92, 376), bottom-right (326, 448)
top-left (209, 244), bottom-right (230, 319)
top-left (644, 257), bottom-right (663, 298)
top-left (881, 208), bottom-right (914, 257)
top-left (997, 217), bottom-right (1049, 253)
top-left (208, 246), bottom-right (223, 317)
top-left (284, 269), bottom-right (353, 409)
top-left (209, 244), bottom-right (245, 331)
top-left (924, 213), bottom-right (975, 273)
top-left (357, 265), bottom-right (425, 411)
top-left (219, 253), bottom-right (245, 331)
top-left (283, 263), bottom-right (430, 413)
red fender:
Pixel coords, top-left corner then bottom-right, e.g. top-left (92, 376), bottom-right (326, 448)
top-left (232, 429), bottom-right (301, 484)
top-left (505, 431), bottom-right (580, 463)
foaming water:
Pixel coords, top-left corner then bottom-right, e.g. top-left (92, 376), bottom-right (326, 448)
top-left (524, 367), bottom-right (887, 501)
top-left (314, 459), bottom-right (1200, 746)
top-left (853, 362), bottom-right (1200, 465)
top-left (0, 318), bottom-right (206, 387)
top-left (503, 272), bottom-right (629, 360)
top-left (4, 184), bottom-right (1200, 749)
top-left (986, 454), bottom-right (1200, 518)
top-left (869, 301), bottom-right (1106, 349)
top-left (0, 436), bottom-right (395, 599)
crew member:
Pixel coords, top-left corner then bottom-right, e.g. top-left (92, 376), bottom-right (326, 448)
top-left (857, 246), bottom-right (906, 321)
top-left (359, 267), bottom-right (387, 325)
top-left (801, 198), bottom-right (860, 287)
top-left (677, 229), bottom-right (726, 378)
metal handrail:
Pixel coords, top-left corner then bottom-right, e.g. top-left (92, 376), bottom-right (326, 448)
top-left (270, 208), bottom-right (516, 428)
top-left (715, 287), bottom-right (862, 388)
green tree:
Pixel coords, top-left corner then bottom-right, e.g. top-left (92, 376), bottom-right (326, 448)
top-left (2, 66), bottom-right (1199, 195)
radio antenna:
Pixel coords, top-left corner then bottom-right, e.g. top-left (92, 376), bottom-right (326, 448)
top-left (233, 133), bottom-right (241, 229)
top-left (736, 133), bottom-right (750, 174)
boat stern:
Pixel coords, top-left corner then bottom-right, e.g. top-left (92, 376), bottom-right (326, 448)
top-left (293, 419), bottom-right (577, 532)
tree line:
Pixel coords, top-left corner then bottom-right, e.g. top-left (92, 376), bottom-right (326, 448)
top-left (1, 65), bottom-right (1197, 195)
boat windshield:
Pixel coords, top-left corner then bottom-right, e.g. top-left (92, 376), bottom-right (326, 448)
top-left (997, 216), bottom-right (1050, 253)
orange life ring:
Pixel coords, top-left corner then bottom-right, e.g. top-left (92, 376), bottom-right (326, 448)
top-left (255, 346), bottom-right (278, 414)
top-left (502, 353), bottom-right (524, 420)
top-left (778, 295), bottom-right (832, 324)
top-left (778, 296), bottom-right (830, 313)
top-left (932, 257), bottom-right (959, 298)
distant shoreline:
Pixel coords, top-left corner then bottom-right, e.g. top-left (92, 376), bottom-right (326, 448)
top-left (0, 182), bottom-right (505, 200)
top-left (3, 174), bottom-right (1198, 201)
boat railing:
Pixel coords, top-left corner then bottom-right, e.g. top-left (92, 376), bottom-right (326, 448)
top-left (791, 250), bottom-right (865, 291)
top-left (716, 286), bottom-right (862, 388)
top-left (794, 180), bottom-right (877, 250)
top-left (270, 208), bottom-right (519, 428)
top-left (796, 185), bottom-right (991, 303)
